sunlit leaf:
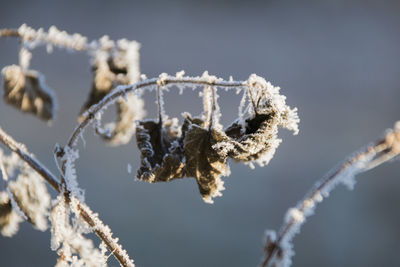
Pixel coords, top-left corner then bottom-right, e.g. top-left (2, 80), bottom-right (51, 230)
top-left (2, 65), bottom-right (56, 121)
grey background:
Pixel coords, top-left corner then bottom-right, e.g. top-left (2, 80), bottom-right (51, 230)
top-left (0, 0), bottom-right (399, 266)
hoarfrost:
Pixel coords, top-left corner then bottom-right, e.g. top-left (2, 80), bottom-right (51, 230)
top-left (135, 73), bottom-right (299, 203)
top-left (0, 150), bottom-right (51, 236)
top-left (262, 121), bottom-right (400, 267)
top-left (63, 147), bottom-right (84, 201)
top-left (50, 195), bottom-right (107, 267)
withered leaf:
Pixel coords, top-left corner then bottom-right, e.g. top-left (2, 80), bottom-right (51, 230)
top-left (182, 114), bottom-right (230, 203)
top-left (136, 118), bottom-right (184, 182)
top-left (79, 42), bottom-right (144, 145)
top-left (0, 194), bottom-right (14, 235)
top-left (219, 111), bottom-right (281, 164)
top-left (2, 65), bottom-right (56, 121)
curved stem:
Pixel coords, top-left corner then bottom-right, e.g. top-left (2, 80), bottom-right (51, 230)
top-left (65, 76), bottom-right (246, 150)
top-left (262, 125), bottom-right (400, 267)
top-left (0, 126), bottom-right (135, 267)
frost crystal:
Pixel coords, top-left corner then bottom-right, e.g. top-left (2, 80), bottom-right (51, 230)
top-left (135, 74), bottom-right (299, 203)
top-left (63, 146), bottom-right (84, 200)
top-left (263, 122), bottom-right (400, 267)
top-left (0, 150), bottom-right (51, 236)
top-left (8, 164), bottom-right (51, 231)
top-left (50, 195), bottom-right (107, 267)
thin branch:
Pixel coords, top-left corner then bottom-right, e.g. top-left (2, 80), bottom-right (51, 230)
top-left (0, 29), bottom-right (19, 38)
top-left (64, 75), bottom-right (246, 150)
top-left (0, 25), bottom-right (92, 52)
top-left (262, 122), bottom-right (400, 267)
top-left (0, 127), bottom-right (60, 190)
top-left (0, 126), bottom-right (135, 267)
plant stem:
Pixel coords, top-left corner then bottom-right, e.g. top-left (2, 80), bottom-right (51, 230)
top-left (262, 123), bottom-right (400, 267)
top-left (0, 29), bottom-right (19, 38)
top-left (0, 126), bottom-right (135, 267)
top-left (65, 75), bottom-right (246, 150)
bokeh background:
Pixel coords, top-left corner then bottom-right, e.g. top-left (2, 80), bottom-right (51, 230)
top-left (1, 0), bottom-right (399, 266)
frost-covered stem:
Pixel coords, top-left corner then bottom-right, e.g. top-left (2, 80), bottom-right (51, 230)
top-left (0, 26), bottom-right (92, 52)
top-left (262, 124), bottom-right (400, 267)
top-left (0, 126), bottom-right (135, 267)
top-left (157, 85), bottom-right (163, 125)
top-left (0, 127), bottom-right (60, 190)
top-left (0, 28), bottom-right (19, 38)
top-left (73, 197), bottom-right (135, 267)
top-left (208, 86), bottom-right (217, 131)
top-left (65, 76), bottom-right (246, 150)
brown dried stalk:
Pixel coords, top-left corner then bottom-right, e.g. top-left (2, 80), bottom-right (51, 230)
top-left (0, 29), bottom-right (19, 38)
top-left (262, 122), bottom-right (400, 267)
top-left (0, 126), bottom-right (135, 267)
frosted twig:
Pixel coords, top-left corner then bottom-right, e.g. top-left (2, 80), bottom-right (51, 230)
top-left (0, 29), bottom-right (19, 38)
top-left (0, 25), bottom-right (92, 52)
top-left (262, 122), bottom-right (400, 267)
top-left (0, 127), bottom-right (60, 190)
top-left (0, 126), bottom-right (135, 267)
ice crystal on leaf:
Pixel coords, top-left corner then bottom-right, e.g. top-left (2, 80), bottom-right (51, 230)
top-left (135, 73), bottom-right (299, 203)
top-left (50, 195), bottom-right (106, 267)
top-left (8, 164), bottom-right (51, 231)
top-left (0, 150), bottom-right (51, 236)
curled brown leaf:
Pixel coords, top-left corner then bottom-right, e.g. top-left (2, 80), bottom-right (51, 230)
top-left (2, 65), bottom-right (56, 121)
top-left (136, 118), bottom-right (184, 182)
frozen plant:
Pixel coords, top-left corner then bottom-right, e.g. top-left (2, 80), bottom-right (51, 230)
top-left (0, 24), bottom-right (399, 267)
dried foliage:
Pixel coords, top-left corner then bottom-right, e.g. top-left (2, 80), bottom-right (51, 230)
top-left (0, 150), bottom-right (51, 236)
top-left (79, 38), bottom-right (144, 145)
top-left (2, 65), bottom-right (56, 121)
top-left (0, 191), bottom-right (23, 237)
top-left (135, 74), bottom-right (299, 203)
top-left (136, 118), bottom-right (184, 182)
top-left (0, 24), bottom-right (398, 267)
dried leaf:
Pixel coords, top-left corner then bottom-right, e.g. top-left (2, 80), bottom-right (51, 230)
top-left (133, 74), bottom-right (300, 203)
top-left (213, 75), bottom-right (300, 167)
top-left (182, 114), bottom-right (230, 203)
top-left (218, 112), bottom-right (281, 166)
top-left (2, 65), bottom-right (56, 121)
top-left (8, 164), bottom-right (51, 231)
top-left (136, 118), bottom-right (184, 182)
top-left (97, 94), bottom-right (145, 146)
top-left (79, 40), bottom-right (143, 145)
top-left (0, 191), bottom-right (23, 237)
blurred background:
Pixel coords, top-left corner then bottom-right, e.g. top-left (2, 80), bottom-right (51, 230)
top-left (0, 0), bottom-right (399, 266)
